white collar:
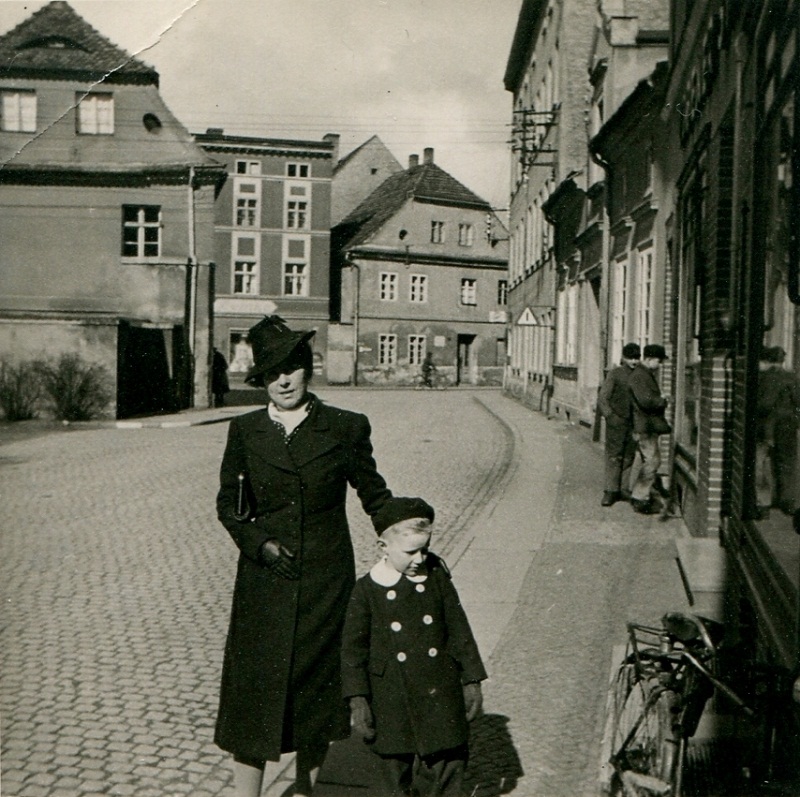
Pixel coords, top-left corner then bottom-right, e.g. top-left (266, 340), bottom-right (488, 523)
top-left (368, 557), bottom-right (429, 587)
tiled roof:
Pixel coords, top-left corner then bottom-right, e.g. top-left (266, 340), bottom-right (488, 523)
top-left (335, 162), bottom-right (491, 248)
top-left (0, 1), bottom-right (158, 85)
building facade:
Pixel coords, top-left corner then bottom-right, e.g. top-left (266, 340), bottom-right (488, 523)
top-left (194, 130), bottom-right (337, 383)
top-left (0, 1), bottom-right (225, 418)
top-left (331, 149), bottom-right (508, 386)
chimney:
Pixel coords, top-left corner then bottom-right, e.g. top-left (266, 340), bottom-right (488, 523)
top-left (323, 133), bottom-right (340, 164)
top-left (423, 147), bottom-right (434, 165)
top-left (409, 154), bottom-right (419, 168)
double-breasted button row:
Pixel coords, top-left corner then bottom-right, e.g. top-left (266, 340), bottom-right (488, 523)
top-left (396, 647), bottom-right (438, 662)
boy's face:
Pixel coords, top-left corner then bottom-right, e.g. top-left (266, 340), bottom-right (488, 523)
top-left (379, 521), bottom-right (432, 577)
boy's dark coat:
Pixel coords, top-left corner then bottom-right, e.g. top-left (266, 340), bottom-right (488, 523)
top-left (341, 555), bottom-right (487, 757)
top-left (215, 397), bottom-right (391, 764)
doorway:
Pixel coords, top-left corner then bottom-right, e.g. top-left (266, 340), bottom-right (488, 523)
top-left (456, 334), bottom-right (476, 385)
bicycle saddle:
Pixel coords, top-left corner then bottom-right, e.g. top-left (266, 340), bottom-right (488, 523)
top-left (662, 612), bottom-right (725, 648)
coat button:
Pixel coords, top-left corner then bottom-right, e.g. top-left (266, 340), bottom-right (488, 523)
top-left (428, 648), bottom-right (438, 657)
top-left (423, 615), bottom-right (433, 625)
top-left (415, 584), bottom-right (426, 593)
top-left (387, 590), bottom-right (397, 600)
top-left (391, 621), bottom-right (402, 632)
top-left (397, 652), bottom-right (407, 662)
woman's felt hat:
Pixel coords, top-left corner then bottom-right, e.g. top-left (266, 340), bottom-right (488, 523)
top-left (244, 315), bottom-right (315, 385)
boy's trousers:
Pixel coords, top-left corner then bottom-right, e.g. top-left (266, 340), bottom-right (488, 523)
top-left (377, 744), bottom-right (467, 796)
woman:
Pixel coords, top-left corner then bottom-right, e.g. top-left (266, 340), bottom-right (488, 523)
top-left (215, 315), bottom-right (392, 797)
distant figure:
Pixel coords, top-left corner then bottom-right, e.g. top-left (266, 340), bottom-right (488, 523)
top-left (421, 352), bottom-right (437, 388)
top-left (230, 337), bottom-right (254, 374)
top-left (342, 497), bottom-right (486, 797)
top-left (597, 342), bottom-right (641, 507)
top-left (629, 344), bottom-right (671, 515)
top-left (212, 348), bottom-right (230, 408)
top-left (756, 346), bottom-right (800, 516)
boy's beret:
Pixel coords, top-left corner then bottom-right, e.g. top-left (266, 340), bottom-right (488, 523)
top-left (373, 496), bottom-right (435, 534)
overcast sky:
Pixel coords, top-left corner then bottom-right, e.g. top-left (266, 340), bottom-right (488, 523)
top-left (0, 0), bottom-right (520, 210)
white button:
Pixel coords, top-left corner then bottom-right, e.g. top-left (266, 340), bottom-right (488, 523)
top-left (428, 647), bottom-right (438, 657)
top-left (423, 615), bottom-right (433, 625)
top-left (415, 584), bottom-right (426, 593)
top-left (387, 590), bottom-right (397, 600)
top-left (391, 621), bottom-right (402, 632)
top-left (397, 652), bottom-right (407, 662)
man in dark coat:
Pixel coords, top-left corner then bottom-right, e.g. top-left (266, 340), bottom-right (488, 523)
top-left (628, 344), bottom-right (670, 514)
top-left (597, 342), bottom-right (641, 506)
top-left (215, 316), bottom-right (393, 797)
top-left (342, 497), bottom-right (486, 796)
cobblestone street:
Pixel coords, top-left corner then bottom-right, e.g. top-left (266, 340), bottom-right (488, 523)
top-left (0, 389), bottom-right (687, 797)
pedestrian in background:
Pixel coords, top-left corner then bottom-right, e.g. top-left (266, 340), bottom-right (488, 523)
top-left (421, 352), bottom-right (437, 388)
top-left (212, 347), bottom-right (230, 408)
top-left (215, 315), bottom-right (394, 797)
top-left (628, 344), bottom-right (671, 515)
top-left (342, 497), bottom-right (486, 797)
top-left (597, 342), bottom-right (640, 506)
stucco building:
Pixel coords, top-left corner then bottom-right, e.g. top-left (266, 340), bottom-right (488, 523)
top-left (0, 1), bottom-right (224, 418)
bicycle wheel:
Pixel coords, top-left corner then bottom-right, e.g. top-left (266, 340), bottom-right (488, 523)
top-left (609, 664), bottom-right (679, 796)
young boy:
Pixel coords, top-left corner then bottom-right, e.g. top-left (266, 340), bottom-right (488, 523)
top-left (341, 497), bottom-right (487, 797)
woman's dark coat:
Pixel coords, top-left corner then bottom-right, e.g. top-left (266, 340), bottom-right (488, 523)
top-left (215, 396), bottom-right (391, 764)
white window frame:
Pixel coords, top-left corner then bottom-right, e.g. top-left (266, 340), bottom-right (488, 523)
top-left (409, 274), bottom-right (428, 303)
top-left (431, 220), bottom-right (445, 243)
top-left (458, 223), bottom-right (474, 247)
top-left (122, 205), bottom-right (161, 258)
top-left (236, 160), bottom-right (261, 175)
top-left (286, 162), bottom-right (309, 178)
top-left (282, 235), bottom-right (309, 297)
top-left (232, 233), bottom-right (260, 295)
top-left (285, 181), bottom-right (310, 230)
top-left (610, 255), bottom-right (629, 364)
top-left (635, 246), bottom-right (654, 349)
top-left (1, 90), bottom-right (36, 132)
top-left (77, 92), bottom-right (114, 134)
top-left (379, 334), bottom-right (397, 365)
top-left (408, 335), bottom-right (426, 366)
top-left (234, 179), bottom-right (261, 227)
top-left (565, 283), bottom-right (578, 365)
top-left (460, 278), bottom-right (477, 306)
top-left (498, 279), bottom-right (508, 306)
top-left (379, 272), bottom-right (398, 301)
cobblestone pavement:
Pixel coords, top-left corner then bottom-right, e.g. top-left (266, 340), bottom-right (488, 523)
top-left (0, 390), bottom-right (510, 797)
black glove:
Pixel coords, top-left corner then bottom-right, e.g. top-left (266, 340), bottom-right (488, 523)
top-left (463, 682), bottom-right (483, 722)
top-left (260, 539), bottom-right (299, 580)
top-left (349, 696), bottom-right (376, 742)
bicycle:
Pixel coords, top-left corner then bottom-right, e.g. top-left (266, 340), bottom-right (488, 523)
top-left (606, 612), bottom-right (792, 797)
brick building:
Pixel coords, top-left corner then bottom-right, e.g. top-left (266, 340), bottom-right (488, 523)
top-left (0, 1), bottom-right (225, 418)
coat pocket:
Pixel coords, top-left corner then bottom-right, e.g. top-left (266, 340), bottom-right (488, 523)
top-left (368, 655), bottom-right (387, 677)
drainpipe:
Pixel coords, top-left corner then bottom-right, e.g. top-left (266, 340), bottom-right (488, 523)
top-left (187, 165), bottom-right (198, 407)
top-left (349, 258), bottom-right (360, 386)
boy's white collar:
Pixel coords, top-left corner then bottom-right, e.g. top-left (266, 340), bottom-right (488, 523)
top-left (369, 558), bottom-right (428, 586)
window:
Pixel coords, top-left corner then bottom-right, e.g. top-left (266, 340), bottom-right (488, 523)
top-left (458, 223), bottom-right (474, 246)
top-left (236, 160), bottom-right (261, 175)
top-left (287, 163), bottom-right (309, 178)
top-left (234, 180), bottom-right (260, 227)
top-left (431, 220), bottom-right (445, 243)
top-left (1, 90), bottom-right (36, 132)
top-left (379, 334), bottom-right (397, 365)
top-left (285, 183), bottom-right (309, 229)
top-left (498, 279), bottom-right (508, 306)
top-left (408, 335), bottom-right (426, 365)
top-left (122, 205), bottom-right (160, 257)
top-left (77, 92), bottom-right (114, 134)
top-left (610, 256), bottom-right (629, 362)
top-left (409, 274), bottom-right (428, 303)
top-left (635, 247), bottom-right (654, 348)
top-left (380, 272), bottom-right (398, 301)
top-left (460, 278), bottom-right (477, 306)
top-left (283, 236), bottom-right (309, 296)
top-left (233, 235), bottom-right (259, 294)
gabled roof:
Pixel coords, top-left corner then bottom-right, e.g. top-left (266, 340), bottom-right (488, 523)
top-left (0, 1), bottom-right (158, 85)
top-left (335, 162), bottom-right (491, 249)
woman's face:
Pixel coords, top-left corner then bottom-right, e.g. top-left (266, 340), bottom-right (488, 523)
top-left (267, 367), bottom-right (309, 410)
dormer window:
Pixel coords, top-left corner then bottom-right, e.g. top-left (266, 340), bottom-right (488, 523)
top-left (77, 92), bottom-right (114, 135)
top-left (1, 90), bottom-right (36, 132)
top-left (19, 35), bottom-right (85, 51)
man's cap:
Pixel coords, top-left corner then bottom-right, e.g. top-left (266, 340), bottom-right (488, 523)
top-left (373, 497), bottom-right (435, 535)
top-left (622, 343), bottom-right (641, 360)
top-left (244, 315), bottom-right (315, 385)
top-left (643, 344), bottom-right (669, 361)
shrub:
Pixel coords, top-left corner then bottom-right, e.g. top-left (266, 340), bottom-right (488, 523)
top-left (37, 354), bottom-right (113, 421)
top-left (0, 360), bottom-right (42, 421)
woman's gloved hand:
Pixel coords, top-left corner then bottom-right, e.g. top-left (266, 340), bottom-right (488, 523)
top-left (463, 682), bottom-right (483, 722)
top-left (259, 539), bottom-right (299, 580)
top-left (349, 696), bottom-right (376, 742)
